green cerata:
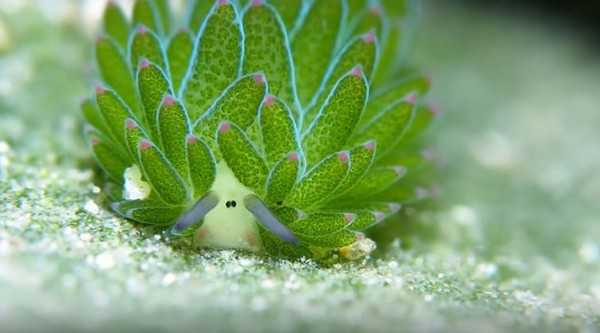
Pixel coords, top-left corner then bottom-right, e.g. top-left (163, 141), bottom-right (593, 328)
top-left (81, 0), bottom-right (436, 260)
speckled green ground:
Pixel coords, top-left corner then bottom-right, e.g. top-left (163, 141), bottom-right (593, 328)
top-left (1, 1), bottom-right (599, 332)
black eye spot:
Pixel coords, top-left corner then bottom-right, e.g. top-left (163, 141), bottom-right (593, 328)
top-left (225, 201), bottom-right (231, 208)
top-left (231, 200), bottom-right (237, 207)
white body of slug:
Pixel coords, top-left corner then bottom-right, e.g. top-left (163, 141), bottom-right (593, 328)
top-left (194, 162), bottom-right (263, 252)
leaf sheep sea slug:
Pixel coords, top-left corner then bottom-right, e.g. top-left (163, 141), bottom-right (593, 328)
top-left (82, 0), bottom-right (436, 260)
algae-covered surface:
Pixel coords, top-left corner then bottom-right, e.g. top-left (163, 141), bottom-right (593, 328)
top-left (1, 1), bottom-right (599, 332)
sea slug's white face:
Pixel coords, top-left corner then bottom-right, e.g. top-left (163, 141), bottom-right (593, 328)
top-left (194, 161), bottom-right (262, 251)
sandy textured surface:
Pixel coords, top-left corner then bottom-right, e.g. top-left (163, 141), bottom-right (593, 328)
top-left (1, 1), bottom-right (599, 332)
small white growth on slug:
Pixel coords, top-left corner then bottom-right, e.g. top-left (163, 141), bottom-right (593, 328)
top-left (339, 237), bottom-right (377, 260)
top-left (123, 165), bottom-right (151, 200)
top-left (196, 162), bottom-right (262, 252)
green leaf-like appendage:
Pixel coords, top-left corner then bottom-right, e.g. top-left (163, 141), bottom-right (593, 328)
top-left (187, 0), bottom-right (214, 34)
top-left (133, 0), bottom-right (163, 36)
top-left (81, 98), bottom-right (109, 136)
top-left (137, 60), bottom-right (173, 140)
top-left (186, 135), bottom-right (216, 198)
top-left (288, 212), bottom-right (355, 236)
top-left (95, 86), bottom-right (136, 148)
top-left (268, 0), bottom-right (302, 32)
top-left (259, 95), bottom-right (301, 168)
top-left (327, 140), bottom-right (376, 200)
top-left (86, 129), bottom-right (129, 183)
top-left (265, 152), bottom-right (300, 205)
top-left (286, 150), bottom-right (350, 210)
top-left (102, 2), bottom-right (130, 49)
top-left (182, 2), bottom-right (242, 119)
top-left (85, 0), bottom-right (435, 260)
top-left (124, 118), bottom-right (148, 160)
top-left (292, 0), bottom-right (344, 106)
top-left (302, 66), bottom-right (368, 166)
top-left (337, 166), bottom-right (407, 202)
top-left (167, 29), bottom-right (193, 93)
top-left (296, 230), bottom-right (357, 249)
top-left (153, 0), bottom-right (172, 33)
top-left (243, 2), bottom-right (298, 121)
top-left (130, 27), bottom-right (167, 71)
top-left (126, 206), bottom-right (184, 225)
top-left (217, 121), bottom-right (268, 195)
top-left (347, 5), bottom-right (386, 43)
top-left (157, 95), bottom-right (190, 179)
top-left (138, 139), bottom-right (189, 205)
top-left (193, 73), bottom-right (266, 146)
top-left (304, 31), bottom-right (378, 127)
top-left (113, 200), bottom-right (184, 225)
top-left (351, 95), bottom-right (415, 156)
top-left (360, 76), bottom-right (431, 126)
top-left (95, 36), bottom-right (137, 111)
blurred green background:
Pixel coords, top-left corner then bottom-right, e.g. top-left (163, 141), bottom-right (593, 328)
top-left (0, 1), bottom-right (599, 332)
